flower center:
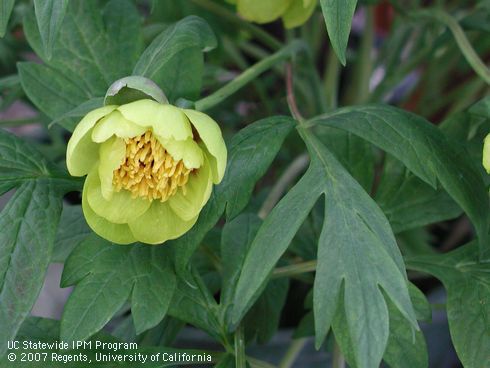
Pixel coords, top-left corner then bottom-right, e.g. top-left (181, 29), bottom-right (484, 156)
top-left (113, 131), bottom-right (191, 202)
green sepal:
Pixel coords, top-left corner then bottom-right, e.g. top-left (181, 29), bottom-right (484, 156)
top-left (104, 76), bottom-right (168, 106)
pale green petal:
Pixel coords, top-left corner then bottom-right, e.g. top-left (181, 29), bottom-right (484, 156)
top-left (182, 109), bottom-right (227, 183)
top-left (86, 169), bottom-right (151, 224)
top-left (128, 202), bottom-right (198, 244)
top-left (98, 137), bottom-right (126, 200)
top-left (158, 136), bottom-right (204, 170)
top-left (66, 105), bottom-right (117, 176)
top-left (117, 99), bottom-right (192, 141)
top-left (483, 134), bottom-right (490, 173)
top-left (92, 110), bottom-right (147, 143)
top-left (168, 156), bottom-right (213, 221)
top-left (82, 173), bottom-right (136, 245)
top-left (282, 0), bottom-right (317, 28)
top-left (237, 0), bottom-right (293, 23)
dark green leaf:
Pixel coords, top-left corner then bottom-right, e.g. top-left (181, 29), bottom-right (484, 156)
top-left (52, 205), bottom-right (91, 263)
top-left (0, 180), bottom-right (62, 356)
top-left (319, 0), bottom-right (358, 65)
top-left (168, 268), bottom-right (222, 341)
top-left (18, 62), bottom-right (85, 120)
top-left (382, 284), bottom-right (430, 368)
top-left (220, 214), bottom-right (289, 343)
top-left (231, 131), bottom-right (417, 368)
top-left (0, 0), bottom-right (14, 37)
top-left (219, 116), bottom-right (296, 221)
top-left (133, 16), bottom-right (216, 101)
top-left (406, 242), bottom-right (490, 368)
top-left (333, 283), bottom-right (429, 368)
top-left (310, 104), bottom-right (490, 257)
top-left (33, 0), bottom-right (68, 59)
top-left (49, 97), bottom-right (104, 132)
top-left (376, 156), bottom-right (462, 233)
top-left (22, 0), bottom-right (143, 119)
top-left (61, 236), bottom-right (176, 342)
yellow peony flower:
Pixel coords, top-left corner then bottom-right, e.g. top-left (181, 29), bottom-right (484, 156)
top-left (228, 0), bottom-right (317, 29)
top-left (66, 78), bottom-right (227, 245)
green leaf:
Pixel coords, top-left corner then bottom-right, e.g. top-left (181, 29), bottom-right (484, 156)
top-left (133, 16), bottom-right (217, 102)
top-left (18, 62), bottom-right (86, 120)
top-left (0, 0), bottom-right (14, 37)
top-left (0, 180), bottom-right (62, 356)
top-left (61, 235), bottom-right (176, 342)
top-left (52, 205), bottom-right (91, 263)
top-left (310, 104), bottom-right (490, 258)
top-left (0, 128), bottom-right (74, 194)
top-left (231, 131), bottom-right (417, 368)
top-left (333, 283), bottom-right (429, 368)
top-left (375, 156), bottom-right (462, 233)
top-left (33, 0), bottom-right (68, 60)
top-left (220, 214), bottom-right (289, 343)
top-left (49, 97), bottom-right (104, 132)
top-left (382, 284), bottom-right (430, 368)
top-left (319, 0), bottom-right (358, 65)
top-left (167, 269), bottom-right (223, 341)
top-left (21, 0), bottom-right (143, 119)
top-left (219, 116), bottom-right (296, 220)
top-left (406, 242), bottom-right (490, 368)
top-left (173, 116), bottom-right (295, 272)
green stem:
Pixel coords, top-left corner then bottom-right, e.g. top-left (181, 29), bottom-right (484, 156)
top-left (278, 338), bottom-right (307, 368)
top-left (195, 40), bottom-right (305, 111)
top-left (345, 6), bottom-right (375, 104)
top-left (413, 9), bottom-right (490, 84)
top-left (222, 36), bottom-right (273, 115)
top-left (190, 0), bottom-right (282, 50)
top-left (247, 357), bottom-right (277, 368)
top-left (234, 324), bottom-right (246, 368)
top-left (258, 153), bottom-right (309, 219)
top-left (332, 341), bottom-right (346, 368)
top-left (324, 46), bottom-right (341, 109)
top-left (0, 117), bottom-right (40, 127)
top-left (272, 260), bottom-right (317, 279)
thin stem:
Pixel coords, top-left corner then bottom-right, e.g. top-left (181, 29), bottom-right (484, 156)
top-left (286, 63), bottom-right (304, 122)
top-left (0, 117), bottom-right (40, 127)
top-left (235, 324), bottom-right (246, 368)
top-left (258, 154), bottom-right (310, 220)
top-left (222, 36), bottom-right (273, 115)
top-left (324, 46), bottom-right (341, 109)
top-left (190, 0), bottom-right (281, 50)
top-left (345, 6), bottom-right (374, 104)
top-left (195, 40), bottom-right (305, 111)
top-left (272, 260), bottom-right (317, 279)
top-left (247, 357), bottom-right (277, 368)
top-left (413, 9), bottom-right (490, 84)
top-left (332, 341), bottom-right (346, 368)
top-left (278, 338), bottom-right (307, 368)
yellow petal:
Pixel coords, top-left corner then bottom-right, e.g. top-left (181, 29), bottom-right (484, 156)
top-left (92, 110), bottom-right (147, 143)
top-left (282, 0), bottom-right (317, 29)
top-left (168, 156), bottom-right (213, 221)
top-left (483, 134), bottom-right (490, 173)
top-left (98, 137), bottom-right (126, 200)
top-left (82, 172), bottom-right (136, 245)
top-left (237, 0), bottom-right (293, 23)
top-left (86, 168), bottom-right (151, 224)
top-left (117, 99), bottom-right (192, 141)
top-left (66, 105), bottom-right (117, 176)
top-left (158, 136), bottom-right (204, 170)
top-left (182, 109), bottom-right (227, 183)
top-left (128, 201), bottom-right (198, 244)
